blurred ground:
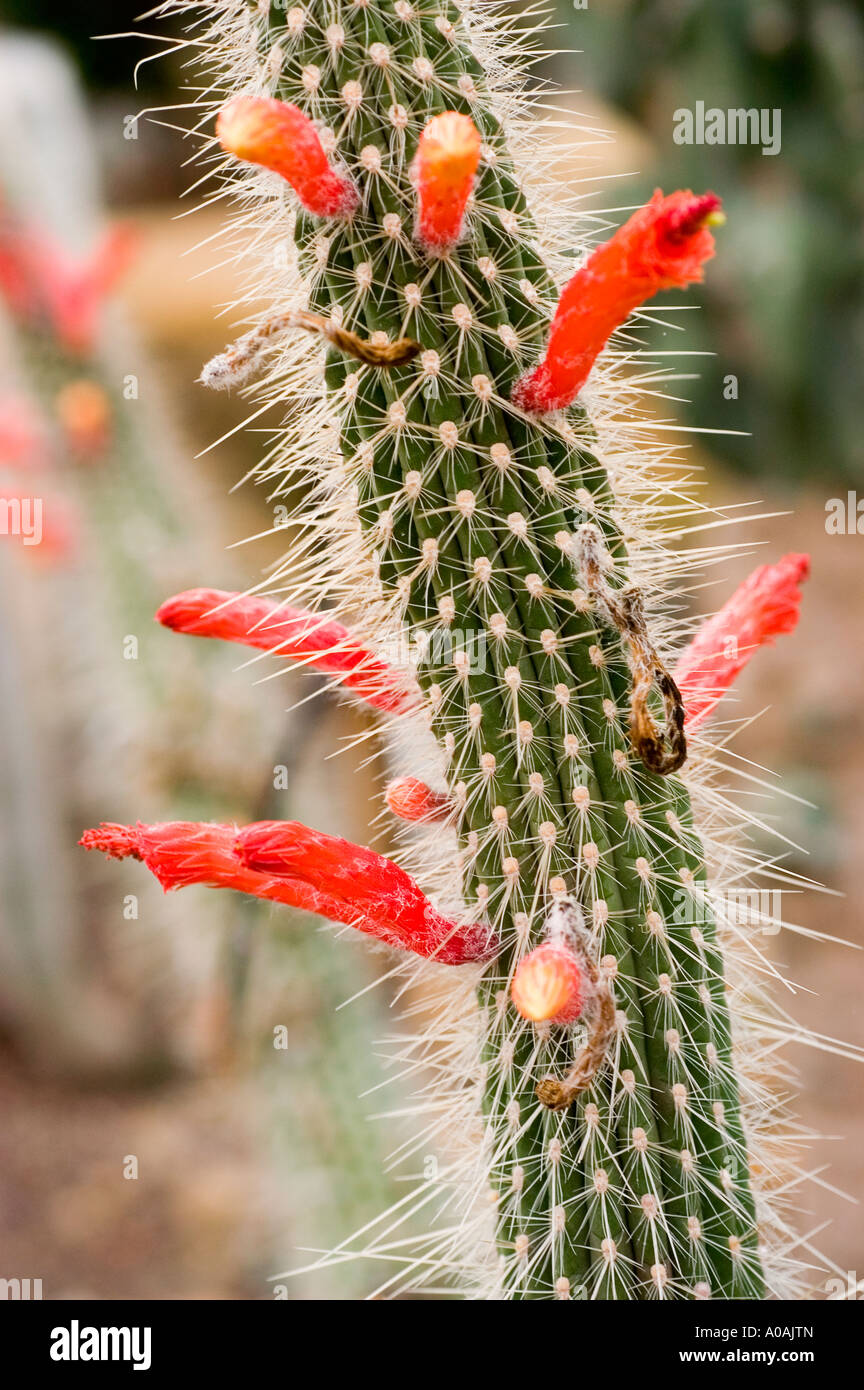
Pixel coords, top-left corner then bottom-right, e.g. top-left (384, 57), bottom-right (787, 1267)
top-left (0, 1057), bottom-right (276, 1299)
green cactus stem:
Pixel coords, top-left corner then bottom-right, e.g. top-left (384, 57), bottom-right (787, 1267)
top-left (149, 0), bottom-right (794, 1299)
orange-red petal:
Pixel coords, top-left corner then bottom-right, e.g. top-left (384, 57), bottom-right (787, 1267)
top-left (217, 96), bottom-right (357, 218)
top-left (675, 553), bottom-right (809, 728)
top-left (156, 588), bottom-right (416, 714)
top-left (512, 189), bottom-right (721, 413)
top-left (414, 112), bottom-right (481, 249)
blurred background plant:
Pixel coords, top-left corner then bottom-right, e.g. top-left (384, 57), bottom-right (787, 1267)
top-left (0, 0), bottom-right (861, 1298)
top-left (0, 19), bottom-right (403, 1299)
top-left (547, 0), bottom-right (864, 483)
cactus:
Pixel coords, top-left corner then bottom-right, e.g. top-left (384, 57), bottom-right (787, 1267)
top-left (89, 0), bottom-right (832, 1298)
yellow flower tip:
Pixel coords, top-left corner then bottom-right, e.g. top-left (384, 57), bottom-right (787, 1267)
top-left (415, 112), bottom-right (482, 248)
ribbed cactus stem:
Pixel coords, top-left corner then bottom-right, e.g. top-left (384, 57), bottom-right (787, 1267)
top-left (220, 0), bottom-right (766, 1299)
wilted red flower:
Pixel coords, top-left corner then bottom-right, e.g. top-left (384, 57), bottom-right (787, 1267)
top-left (413, 112), bottom-right (481, 249)
top-left (385, 777), bottom-right (450, 824)
top-left (512, 189), bottom-right (722, 414)
top-left (156, 588), bottom-right (415, 714)
top-left (674, 553), bottom-right (810, 728)
top-left (235, 820), bottom-right (494, 963)
top-left (81, 820), bottom-right (495, 965)
top-left (216, 96), bottom-right (357, 219)
top-left (511, 941), bottom-right (584, 1025)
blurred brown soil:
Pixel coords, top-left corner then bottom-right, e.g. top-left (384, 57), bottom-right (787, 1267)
top-left (0, 1053), bottom-right (279, 1299)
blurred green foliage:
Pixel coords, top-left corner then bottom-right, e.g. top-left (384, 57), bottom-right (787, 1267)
top-left (554, 0), bottom-right (864, 483)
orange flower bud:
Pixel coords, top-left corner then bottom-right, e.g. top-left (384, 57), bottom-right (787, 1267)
top-left (217, 96), bottom-right (357, 219)
top-left (56, 379), bottom-right (112, 458)
top-left (511, 941), bottom-right (584, 1024)
top-left (413, 112), bottom-right (481, 249)
top-left (385, 777), bottom-right (450, 823)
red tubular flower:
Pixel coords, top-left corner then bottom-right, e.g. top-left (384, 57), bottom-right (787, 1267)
top-left (413, 111), bottom-right (481, 249)
top-left (236, 820), bottom-right (494, 963)
top-left (80, 820), bottom-right (495, 965)
top-left (512, 189), bottom-right (722, 413)
top-left (674, 553), bottom-right (810, 729)
top-left (156, 588), bottom-right (416, 714)
top-left (216, 96), bottom-right (357, 219)
top-left (385, 777), bottom-right (450, 824)
top-left (511, 942), bottom-right (584, 1025)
